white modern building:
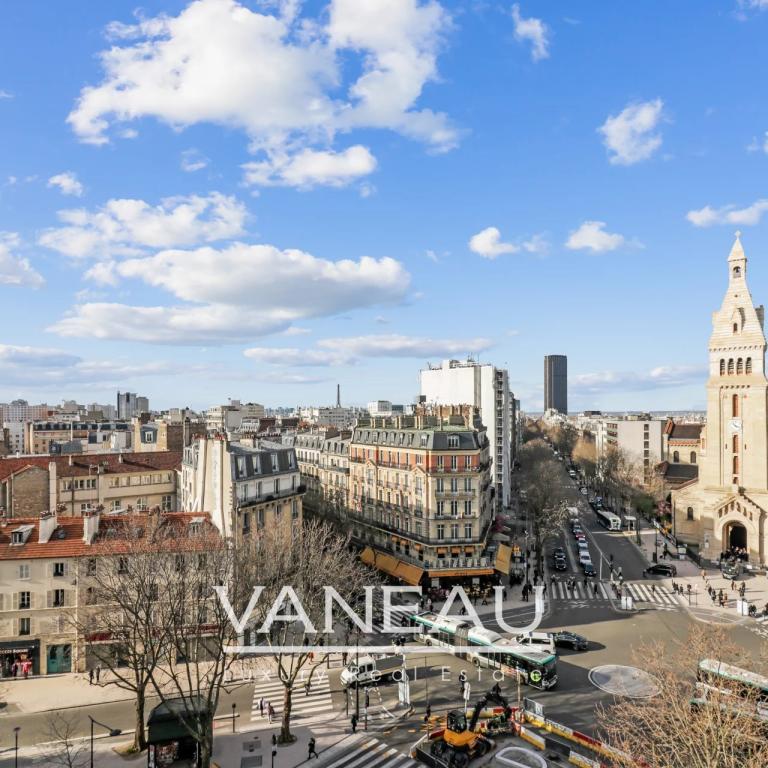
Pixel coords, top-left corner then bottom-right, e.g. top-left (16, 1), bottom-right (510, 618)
top-left (205, 400), bottom-right (265, 434)
top-left (419, 359), bottom-right (515, 509)
top-left (593, 415), bottom-right (665, 481)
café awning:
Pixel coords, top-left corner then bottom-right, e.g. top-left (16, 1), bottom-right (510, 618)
top-left (494, 543), bottom-right (512, 574)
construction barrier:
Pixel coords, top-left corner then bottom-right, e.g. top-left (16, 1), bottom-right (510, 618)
top-left (518, 726), bottom-right (545, 750)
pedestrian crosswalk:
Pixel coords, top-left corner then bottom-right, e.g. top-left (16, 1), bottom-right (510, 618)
top-left (314, 733), bottom-right (419, 768)
top-left (549, 579), bottom-right (686, 608)
top-left (251, 666), bottom-right (336, 726)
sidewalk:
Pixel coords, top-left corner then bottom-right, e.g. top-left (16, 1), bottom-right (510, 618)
top-left (624, 518), bottom-right (768, 620)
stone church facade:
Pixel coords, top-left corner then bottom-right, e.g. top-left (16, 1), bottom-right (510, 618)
top-left (673, 235), bottom-right (768, 567)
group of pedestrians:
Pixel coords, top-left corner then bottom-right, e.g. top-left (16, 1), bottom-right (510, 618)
top-left (257, 697), bottom-right (276, 723)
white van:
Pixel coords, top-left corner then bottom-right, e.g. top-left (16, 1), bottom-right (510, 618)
top-left (514, 631), bottom-right (556, 655)
top-left (340, 655), bottom-right (403, 687)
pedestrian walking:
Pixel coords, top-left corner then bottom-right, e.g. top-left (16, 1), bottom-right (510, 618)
top-left (502, 588), bottom-right (507, 601)
top-left (542, 582), bottom-right (547, 596)
top-left (259, 697), bottom-right (264, 717)
top-left (351, 713), bottom-right (358, 733)
top-left (593, 582), bottom-right (599, 597)
top-left (267, 702), bottom-right (275, 724)
top-left (651, 584), bottom-right (656, 597)
top-left (305, 679), bottom-right (311, 696)
top-left (308, 737), bottom-right (318, 760)
top-left (88, 668), bottom-right (94, 685)
top-left (95, 664), bottom-right (101, 683)
top-left (701, 569), bottom-right (706, 580)
top-left (731, 579), bottom-right (737, 591)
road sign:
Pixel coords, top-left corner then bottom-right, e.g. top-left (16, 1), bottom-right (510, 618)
top-left (523, 697), bottom-right (544, 718)
top-left (463, 682), bottom-right (471, 701)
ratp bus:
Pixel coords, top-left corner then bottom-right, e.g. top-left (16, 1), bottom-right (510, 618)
top-left (410, 613), bottom-right (557, 690)
top-left (697, 659), bottom-right (768, 713)
top-left (595, 508), bottom-right (622, 531)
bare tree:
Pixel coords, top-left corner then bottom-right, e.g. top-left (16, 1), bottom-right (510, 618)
top-left (519, 440), bottom-right (569, 559)
top-left (597, 625), bottom-right (768, 768)
top-left (572, 435), bottom-right (597, 481)
top-left (237, 519), bottom-right (380, 744)
top-left (38, 713), bottom-right (88, 768)
top-left (73, 516), bottom-right (168, 752)
top-left (146, 525), bottom-right (242, 768)
top-left (550, 423), bottom-right (578, 460)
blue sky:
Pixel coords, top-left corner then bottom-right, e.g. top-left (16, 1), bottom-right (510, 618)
top-left (1, 0), bottom-right (768, 412)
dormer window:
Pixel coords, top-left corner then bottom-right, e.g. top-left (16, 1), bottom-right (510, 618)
top-left (447, 435), bottom-right (460, 448)
top-left (11, 531), bottom-right (24, 544)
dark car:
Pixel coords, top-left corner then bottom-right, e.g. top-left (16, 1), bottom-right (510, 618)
top-left (582, 563), bottom-right (596, 578)
top-left (721, 560), bottom-right (741, 579)
top-left (552, 558), bottom-right (568, 571)
top-left (572, 526), bottom-right (583, 537)
top-left (553, 547), bottom-right (566, 558)
top-left (643, 563), bottom-right (677, 577)
top-left (553, 631), bottom-right (588, 651)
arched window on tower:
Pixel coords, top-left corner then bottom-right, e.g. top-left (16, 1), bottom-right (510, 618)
top-left (746, 358), bottom-right (753, 374)
top-left (733, 323), bottom-right (739, 334)
top-left (728, 359), bottom-right (735, 375)
top-left (737, 358), bottom-right (744, 374)
top-left (733, 266), bottom-right (741, 278)
top-left (690, 451), bottom-right (697, 464)
top-left (687, 507), bottom-right (694, 521)
top-left (673, 450), bottom-right (679, 463)
top-left (733, 434), bottom-right (740, 453)
top-left (733, 455), bottom-right (740, 483)
top-left (732, 394), bottom-right (739, 417)
top-left (720, 359), bottom-right (726, 376)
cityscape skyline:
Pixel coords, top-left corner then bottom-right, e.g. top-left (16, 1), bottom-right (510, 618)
top-left (3, 1), bottom-right (768, 411)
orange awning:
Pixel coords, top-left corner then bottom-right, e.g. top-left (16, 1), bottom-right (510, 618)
top-left (495, 544), bottom-right (512, 574)
top-left (394, 561), bottom-right (424, 586)
top-left (427, 568), bottom-right (495, 578)
top-left (451, 547), bottom-right (461, 554)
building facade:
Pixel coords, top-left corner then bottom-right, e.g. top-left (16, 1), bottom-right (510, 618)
top-left (544, 355), bottom-right (568, 415)
top-left (0, 451), bottom-right (181, 518)
top-left (0, 510), bottom-right (217, 676)
top-left (181, 436), bottom-right (302, 539)
top-left (594, 415), bottom-right (664, 482)
top-left (346, 411), bottom-right (498, 586)
top-left (674, 236), bottom-right (768, 565)
top-left (0, 400), bottom-right (50, 423)
top-left (25, 420), bottom-right (132, 455)
top-left (419, 359), bottom-right (515, 508)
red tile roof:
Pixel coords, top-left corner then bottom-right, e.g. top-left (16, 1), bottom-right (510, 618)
top-left (0, 451), bottom-right (182, 482)
top-left (0, 511), bottom-right (216, 560)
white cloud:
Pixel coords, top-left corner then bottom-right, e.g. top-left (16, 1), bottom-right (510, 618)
top-left (511, 4), bottom-right (550, 62)
top-left (244, 333), bottom-right (493, 366)
top-left (0, 233), bottom-right (45, 288)
top-left (38, 192), bottom-right (246, 259)
top-left (49, 303), bottom-right (294, 345)
top-left (469, 227), bottom-right (518, 258)
top-left (180, 148), bottom-right (209, 172)
top-left (242, 145), bottom-right (376, 188)
top-left (571, 365), bottom-right (706, 395)
top-left (598, 99), bottom-right (664, 165)
top-left (739, 0), bottom-right (768, 9)
top-left (47, 171), bottom-right (84, 197)
top-left (565, 221), bottom-right (626, 253)
top-left (53, 245), bottom-right (411, 344)
top-left (0, 90), bottom-right (12, 99)
top-left (0, 343), bottom-right (210, 388)
top-left (67, 0), bottom-right (457, 179)
top-left (469, 226), bottom-right (547, 259)
top-left (746, 131), bottom-right (768, 154)
top-left (425, 249), bottom-right (439, 263)
top-left (686, 199), bottom-right (768, 228)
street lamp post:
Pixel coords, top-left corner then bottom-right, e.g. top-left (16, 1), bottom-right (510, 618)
top-left (89, 716), bottom-right (122, 768)
top-left (232, 702), bottom-right (237, 733)
top-left (13, 726), bottom-right (20, 768)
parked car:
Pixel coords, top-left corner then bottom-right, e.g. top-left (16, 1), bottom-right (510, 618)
top-left (553, 631), bottom-right (589, 651)
top-left (577, 540), bottom-right (589, 552)
top-left (721, 560), bottom-right (741, 579)
top-left (643, 563), bottom-right (677, 577)
top-left (582, 563), bottom-right (597, 578)
top-left (579, 552), bottom-right (593, 568)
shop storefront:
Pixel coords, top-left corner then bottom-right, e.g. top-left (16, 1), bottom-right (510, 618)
top-left (46, 643), bottom-right (72, 674)
top-left (147, 697), bottom-right (211, 768)
top-left (0, 639), bottom-right (40, 678)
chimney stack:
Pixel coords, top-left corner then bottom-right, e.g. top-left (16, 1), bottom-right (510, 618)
top-left (38, 510), bottom-right (57, 544)
top-left (82, 508), bottom-right (101, 545)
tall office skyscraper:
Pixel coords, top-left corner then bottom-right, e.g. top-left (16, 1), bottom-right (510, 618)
top-left (544, 355), bottom-right (568, 414)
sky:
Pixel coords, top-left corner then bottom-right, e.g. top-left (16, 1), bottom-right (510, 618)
top-left (2, 0), bottom-right (768, 413)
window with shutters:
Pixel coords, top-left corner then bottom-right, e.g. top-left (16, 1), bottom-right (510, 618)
top-left (19, 591), bottom-right (31, 609)
top-left (117, 557), bottom-right (128, 574)
top-left (18, 564), bottom-right (30, 580)
top-left (19, 617), bottom-right (31, 636)
top-left (53, 562), bottom-right (65, 577)
top-left (161, 494), bottom-right (173, 511)
top-left (86, 558), bottom-right (96, 576)
top-left (53, 589), bottom-right (65, 607)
